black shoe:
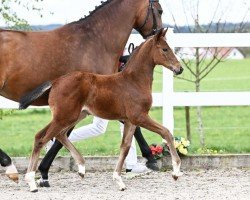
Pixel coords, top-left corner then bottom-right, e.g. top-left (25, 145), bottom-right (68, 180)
top-left (146, 160), bottom-right (160, 171)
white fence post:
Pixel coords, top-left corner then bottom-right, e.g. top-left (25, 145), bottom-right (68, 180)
top-left (162, 28), bottom-right (174, 134)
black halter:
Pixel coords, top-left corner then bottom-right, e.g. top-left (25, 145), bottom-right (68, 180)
top-left (137, 0), bottom-right (160, 38)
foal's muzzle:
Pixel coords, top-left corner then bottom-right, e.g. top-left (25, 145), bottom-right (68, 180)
top-left (174, 66), bottom-right (184, 75)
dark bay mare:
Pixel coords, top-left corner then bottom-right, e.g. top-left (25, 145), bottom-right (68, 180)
top-left (0, 149), bottom-right (18, 182)
top-left (0, 0), bottom-right (163, 185)
top-left (20, 29), bottom-right (184, 192)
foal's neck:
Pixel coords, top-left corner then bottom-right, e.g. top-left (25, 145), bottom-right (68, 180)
top-left (122, 46), bottom-right (155, 90)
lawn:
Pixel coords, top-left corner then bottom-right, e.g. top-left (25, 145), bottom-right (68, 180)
top-left (0, 59), bottom-right (249, 156)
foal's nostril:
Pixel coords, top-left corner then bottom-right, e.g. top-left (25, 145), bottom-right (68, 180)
top-left (174, 66), bottom-right (183, 75)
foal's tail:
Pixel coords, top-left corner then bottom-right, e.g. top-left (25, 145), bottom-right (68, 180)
top-left (19, 81), bottom-right (52, 110)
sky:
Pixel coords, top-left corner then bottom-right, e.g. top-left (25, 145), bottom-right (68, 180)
top-left (0, 0), bottom-right (249, 26)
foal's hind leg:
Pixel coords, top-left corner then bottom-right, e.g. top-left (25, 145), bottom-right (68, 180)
top-left (56, 133), bottom-right (86, 178)
top-left (135, 114), bottom-right (183, 179)
top-left (38, 111), bottom-right (88, 187)
top-left (26, 122), bottom-right (72, 192)
top-left (113, 121), bottom-right (136, 191)
top-left (25, 124), bottom-right (52, 192)
top-left (37, 127), bottom-right (74, 188)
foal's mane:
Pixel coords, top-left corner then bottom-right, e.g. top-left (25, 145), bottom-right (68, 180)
top-left (122, 37), bottom-right (154, 68)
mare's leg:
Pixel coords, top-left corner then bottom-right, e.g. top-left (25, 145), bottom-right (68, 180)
top-left (119, 121), bottom-right (158, 170)
top-left (0, 149), bottom-right (19, 182)
top-left (0, 148), bottom-right (11, 167)
top-left (135, 114), bottom-right (182, 180)
top-left (133, 127), bottom-right (159, 170)
top-left (56, 134), bottom-right (86, 178)
top-left (113, 121), bottom-right (136, 191)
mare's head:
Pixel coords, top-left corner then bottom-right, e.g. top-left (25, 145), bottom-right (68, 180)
top-left (135, 0), bottom-right (163, 38)
top-left (150, 28), bottom-right (183, 75)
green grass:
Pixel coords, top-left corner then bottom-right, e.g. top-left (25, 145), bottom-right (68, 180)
top-left (0, 106), bottom-right (249, 156)
top-left (0, 59), bottom-right (250, 156)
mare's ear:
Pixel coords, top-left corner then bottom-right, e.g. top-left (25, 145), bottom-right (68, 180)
top-left (154, 28), bottom-right (164, 43)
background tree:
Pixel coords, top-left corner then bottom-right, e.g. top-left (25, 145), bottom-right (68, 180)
top-left (0, 0), bottom-right (44, 29)
top-left (167, 0), bottom-right (249, 148)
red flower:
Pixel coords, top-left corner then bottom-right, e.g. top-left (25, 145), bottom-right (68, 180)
top-left (155, 145), bottom-right (163, 154)
top-left (150, 145), bottom-right (163, 155)
top-left (150, 145), bottom-right (157, 155)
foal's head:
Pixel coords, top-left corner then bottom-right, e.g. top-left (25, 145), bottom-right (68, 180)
top-left (150, 28), bottom-right (183, 75)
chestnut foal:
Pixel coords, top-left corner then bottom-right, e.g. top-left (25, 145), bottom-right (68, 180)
top-left (20, 29), bottom-right (183, 192)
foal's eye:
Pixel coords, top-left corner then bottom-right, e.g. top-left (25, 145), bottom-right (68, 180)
top-left (158, 10), bottom-right (163, 15)
top-left (163, 48), bottom-right (168, 52)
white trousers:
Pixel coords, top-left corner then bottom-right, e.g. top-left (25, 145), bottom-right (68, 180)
top-left (68, 116), bottom-right (137, 169)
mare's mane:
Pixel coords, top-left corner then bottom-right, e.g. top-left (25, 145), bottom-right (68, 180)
top-left (71, 0), bottom-right (114, 24)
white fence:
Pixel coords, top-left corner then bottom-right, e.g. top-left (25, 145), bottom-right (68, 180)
top-left (160, 32), bottom-right (250, 133)
top-left (1, 32), bottom-right (250, 134)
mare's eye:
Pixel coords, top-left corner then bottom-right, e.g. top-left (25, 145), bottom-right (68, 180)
top-left (163, 48), bottom-right (168, 52)
top-left (158, 10), bottom-right (163, 15)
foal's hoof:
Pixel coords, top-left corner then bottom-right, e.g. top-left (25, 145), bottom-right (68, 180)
top-left (172, 171), bottom-right (183, 181)
top-left (28, 182), bottom-right (39, 193)
top-left (37, 179), bottom-right (50, 187)
top-left (120, 186), bottom-right (126, 191)
top-left (6, 173), bottom-right (19, 183)
top-left (172, 174), bottom-right (179, 181)
top-left (78, 172), bottom-right (85, 178)
top-left (31, 188), bottom-right (38, 193)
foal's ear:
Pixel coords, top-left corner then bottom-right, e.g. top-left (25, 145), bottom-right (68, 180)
top-left (154, 28), bottom-right (164, 43)
top-left (162, 28), bottom-right (168, 37)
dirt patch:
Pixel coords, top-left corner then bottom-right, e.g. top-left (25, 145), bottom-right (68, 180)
top-left (0, 169), bottom-right (249, 200)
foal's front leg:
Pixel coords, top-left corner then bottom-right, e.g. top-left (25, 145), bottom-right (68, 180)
top-left (136, 114), bottom-right (183, 179)
top-left (113, 121), bottom-right (136, 191)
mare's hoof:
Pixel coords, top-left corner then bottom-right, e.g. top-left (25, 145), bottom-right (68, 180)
top-left (37, 179), bottom-right (50, 187)
top-left (78, 172), bottom-right (85, 178)
top-left (6, 173), bottom-right (19, 183)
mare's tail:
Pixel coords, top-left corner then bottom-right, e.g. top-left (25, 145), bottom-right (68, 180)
top-left (19, 81), bottom-right (52, 110)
